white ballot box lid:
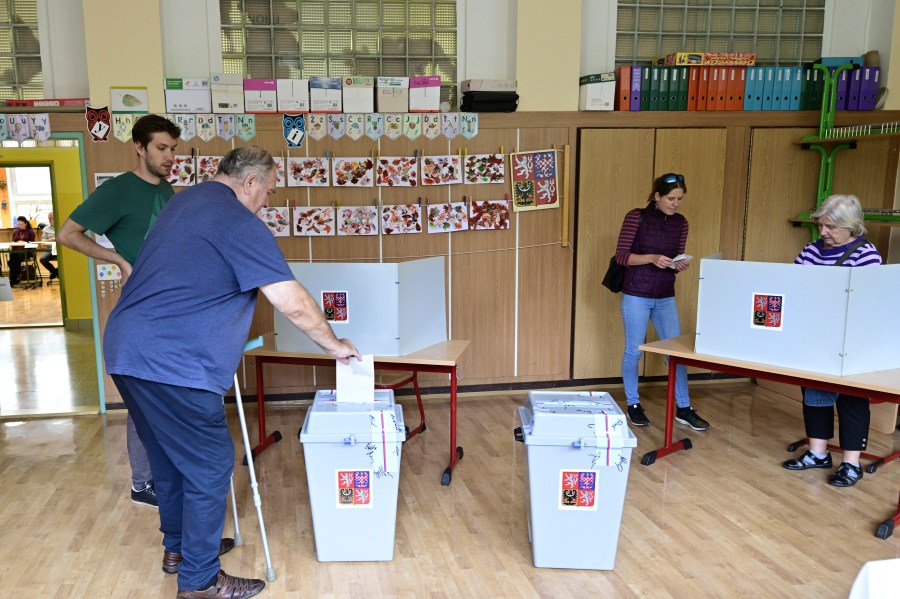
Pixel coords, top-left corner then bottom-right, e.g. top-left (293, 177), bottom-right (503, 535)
top-left (299, 389), bottom-right (405, 444)
top-left (520, 391), bottom-right (635, 448)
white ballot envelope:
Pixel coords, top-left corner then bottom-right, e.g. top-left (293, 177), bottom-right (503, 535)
top-left (336, 354), bottom-right (375, 403)
top-left (669, 254), bottom-right (693, 268)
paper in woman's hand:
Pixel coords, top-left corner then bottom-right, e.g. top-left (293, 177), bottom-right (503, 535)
top-left (669, 254), bottom-right (693, 268)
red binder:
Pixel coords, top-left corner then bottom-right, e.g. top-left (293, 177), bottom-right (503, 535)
top-left (697, 67), bottom-right (710, 111)
top-left (616, 66), bottom-right (631, 111)
top-left (725, 67), bottom-right (745, 110)
top-left (687, 67), bottom-right (700, 110)
top-left (714, 66), bottom-right (728, 110)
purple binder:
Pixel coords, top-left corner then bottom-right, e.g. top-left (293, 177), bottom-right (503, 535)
top-left (834, 70), bottom-right (849, 110)
top-left (630, 66), bottom-right (642, 111)
top-left (859, 66), bottom-right (880, 110)
top-left (847, 68), bottom-right (862, 110)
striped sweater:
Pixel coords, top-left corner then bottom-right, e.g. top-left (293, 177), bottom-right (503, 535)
top-left (794, 238), bottom-right (882, 267)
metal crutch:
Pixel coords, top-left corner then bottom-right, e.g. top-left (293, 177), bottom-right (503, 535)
top-left (230, 336), bottom-right (276, 581)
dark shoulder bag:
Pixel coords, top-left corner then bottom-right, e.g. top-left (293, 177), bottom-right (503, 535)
top-left (834, 237), bottom-right (868, 265)
top-left (602, 209), bottom-right (644, 293)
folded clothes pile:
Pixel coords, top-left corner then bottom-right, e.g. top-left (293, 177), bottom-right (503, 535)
top-left (460, 91), bottom-right (519, 112)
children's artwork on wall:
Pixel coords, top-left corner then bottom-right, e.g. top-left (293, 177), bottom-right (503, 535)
top-left (175, 114), bottom-right (196, 141)
top-left (196, 155), bottom-right (222, 183)
top-left (338, 205), bottom-right (379, 236)
top-left (272, 156), bottom-right (286, 187)
top-left (236, 114), bottom-right (255, 142)
top-left (257, 207), bottom-right (291, 236)
top-left (441, 112), bottom-right (460, 139)
top-left (328, 113), bottom-right (345, 140)
top-left (427, 201), bottom-right (469, 233)
top-left (376, 157), bottom-right (418, 187)
top-left (306, 113), bottom-right (326, 141)
top-left (7, 114), bottom-right (27, 142)
top-left (460, 112), bottom-right (478, 139)
top-left (322, 291), bottom-right (349, 323)
top-left (216, 114), bottom-right (235, 141)
top-left (112, 114), bottom-right (133, 143)
top-left (384, 113), bottom-right (403, 140)
top-left (196, 114), bottom-right (216, 142)
top-left (0, 115), bottom-right (9, 141)
top-left (423, 113), bottom-right (441, 140)
top-left (294, 206), bottom-right (336, 236)
top-left (464, 153), bottom-right (505, 184)
top-left (333, 158), bottom-right (375, 187)
top-left (365, 113), bottom-right (384, 140)
top-left (469, 199), bottom-right (510, 230)
top-left (403, 113), bottom-right (422, 140)
top-left (422, 155), bottom-right (462, 186)
top-left (510, 149), bottom-right (558, 212)
top-left (346, 113), bottom-right (365, 141)
top-left (381, 203), bottom-right (422, 235)
top-left (288, 157), bottom-right (330, 187)
top-left (166, 155), bottom-right (195, 187)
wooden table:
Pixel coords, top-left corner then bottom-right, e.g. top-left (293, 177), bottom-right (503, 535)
top-left (640, 334), bottom-right (900, 539)
top-left (245, 338), bottom-right (470, 485)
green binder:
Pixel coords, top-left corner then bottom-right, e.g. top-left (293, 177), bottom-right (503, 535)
top-left (640, 65), bottom-right (651, 111)
top-left (677, 66), bottom-right (689, 110)
top-left (659, 66), bottom-right (669, 111)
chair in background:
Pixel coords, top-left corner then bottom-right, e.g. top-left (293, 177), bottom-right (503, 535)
top-left (375, 370), bottom-right (426, 441)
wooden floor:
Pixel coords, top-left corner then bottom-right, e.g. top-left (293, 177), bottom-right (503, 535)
top-left (0, 275), bottom-right (63, 327)
top-left (2, 383), bottom-right (899, 598)
top-left (0, 327), bottom-right (99, 415)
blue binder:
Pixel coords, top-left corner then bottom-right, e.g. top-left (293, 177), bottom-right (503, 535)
top-left (789, 66), bottom-right (802, 110)
top-left (743, 67), bottom-right (757, 111)
top-left (761, 66), bottom-right (775, 110)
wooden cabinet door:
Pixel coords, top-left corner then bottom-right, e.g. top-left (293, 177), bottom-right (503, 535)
top-left (642, 128), bottom-right (727, 377)
top-left (573, 129), bottom-right (654, 379)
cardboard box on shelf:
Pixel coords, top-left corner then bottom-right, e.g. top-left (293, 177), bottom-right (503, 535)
top-left (243, 79), bottom-right (277, 113)
top-left (277, 79), bottom-right (310, 112)
top-left (654, 52), bottom-right (756, 67)
top-left (376, 77), bottom-right (409, 113)
top-left (409, 76), bottom-right (441, 112)
top-left (342, 76), bottom-right (375, 113)
top-left (211, 73), bottom-right (244, 113)
top-left (309, 77), bottom-right (342, 113)
top-left (164, 79), bottom-right (211, 113)
top-left (578, 72), bottom-right (615, 111)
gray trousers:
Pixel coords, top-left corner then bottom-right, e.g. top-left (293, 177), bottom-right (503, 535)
top-left (127, 412), bottom-right (154, 487)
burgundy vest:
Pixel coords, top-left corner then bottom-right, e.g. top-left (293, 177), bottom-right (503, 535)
top-left (622, 205), bottom-right (686, 299)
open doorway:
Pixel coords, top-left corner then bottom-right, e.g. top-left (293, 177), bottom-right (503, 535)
top-left (0, 165), bottom-right (63, 327)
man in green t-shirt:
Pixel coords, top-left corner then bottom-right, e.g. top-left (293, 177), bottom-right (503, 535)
top-left (58, 114), bottom-right (181, 508)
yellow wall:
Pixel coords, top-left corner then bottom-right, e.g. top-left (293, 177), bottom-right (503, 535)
top-left (516, 0), bottom-right (582, 111)
top-left (887, 4), bottom-right (900, 110)
top-left (82, 0), bottom-right (165, 112)
top-left (0, 146), bottom-right (90, 321)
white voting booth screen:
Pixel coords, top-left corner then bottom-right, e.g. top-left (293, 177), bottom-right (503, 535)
top-left (274, 256), bottom-right (447, 356)
top-left (695, 259), bottom-right (900, 376)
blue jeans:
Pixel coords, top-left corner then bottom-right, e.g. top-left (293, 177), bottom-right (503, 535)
top-left (621, 294), bottom-right (690, 408)
top-left (803, 387), bottom-right (838, 407)
top-left (113, 374), bottom-right (233, 592)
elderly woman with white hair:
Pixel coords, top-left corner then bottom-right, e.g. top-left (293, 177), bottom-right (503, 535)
top-left (783, 194), bottom-right (882, 487)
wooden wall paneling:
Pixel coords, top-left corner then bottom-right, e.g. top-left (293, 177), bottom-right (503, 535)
top-left (643, 128), bottom-right (727, 377)
top-left (720, 127), bottom-right (752, 260)
top-left (830, 137), bottom-right (895, 257)
top-left (572, 129), bottom-right (655, 379)
top-left (744, 128), bottom-right (820, 264)
top-left (515, 127), bottom-right (574, 379)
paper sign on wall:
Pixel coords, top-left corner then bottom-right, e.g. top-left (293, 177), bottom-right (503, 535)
top-left (28, 113), bottom-right (50, 142)
top-left (85, 106), bottom-right (111, 142)
top-left (283, 114), bottom-right (306, 147)
top-left (113, 114), bottom-right (133, 143)
top-left (175, 114), bottom-right (196, 141)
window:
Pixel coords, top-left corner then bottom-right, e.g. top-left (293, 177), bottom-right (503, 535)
top-left (0, 0), bottom-right (41, 100)
top-left (220, 0), bottom-right (458, 108)
top-left (7, 166), bottom-right (52, 224)
top-left (616, 0), bottom-right (825, 66)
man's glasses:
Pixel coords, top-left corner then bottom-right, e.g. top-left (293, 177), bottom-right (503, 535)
top-left (661, 173), bottom-right (685, 184)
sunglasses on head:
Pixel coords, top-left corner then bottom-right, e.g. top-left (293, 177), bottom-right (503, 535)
top-left (661, 174), bottom-right (685, 184)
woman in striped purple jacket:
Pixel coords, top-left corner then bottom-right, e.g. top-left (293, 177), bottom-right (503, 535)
top-left (783, 194), bottom-right (882, 487)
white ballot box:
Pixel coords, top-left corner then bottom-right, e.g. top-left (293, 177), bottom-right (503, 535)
top-left (299, 390), bottom-right (405, 561)
top-left (515, 391), bottom-right (637, 570)
top-left (695, 259), bottom-right (900, 376)
top-left (274, 257), bottom-right (446, 356)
